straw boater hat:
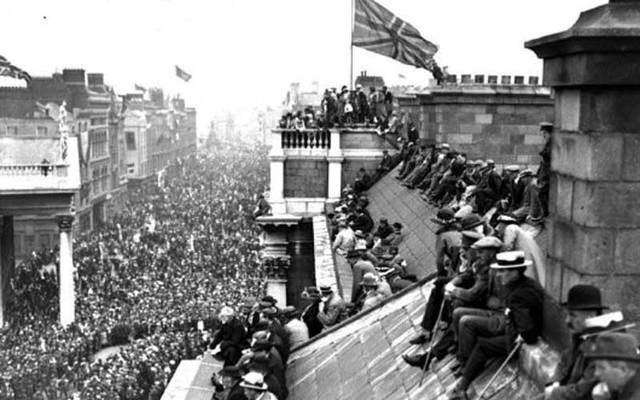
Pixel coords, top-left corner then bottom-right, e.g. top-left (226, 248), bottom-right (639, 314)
top-left (239, 372), bottom-right (269, 391)
top-left (490, 250), bottom-right (532, 269)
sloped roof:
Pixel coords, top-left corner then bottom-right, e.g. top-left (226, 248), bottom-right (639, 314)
top-left (286, 280), bottom-right (543, 399)
top-left (365, 165), bottom-right (439, 278)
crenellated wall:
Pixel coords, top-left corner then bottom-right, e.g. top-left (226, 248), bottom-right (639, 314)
top-left (397, 83), bottom-right (554, 170)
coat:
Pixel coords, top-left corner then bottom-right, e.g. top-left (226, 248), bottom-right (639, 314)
top-left (317, 293), bottom-right (346, 328)
top-left (617, 369), bottom-right (640, 400)
top-left (210, 317), bottom-right (246, 351)
top-left (503, 275), bottom-right (544, 346)
top-left (548, 333), bottom-right (599, 400)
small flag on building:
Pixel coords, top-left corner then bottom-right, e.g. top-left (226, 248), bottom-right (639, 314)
top-left (134, 84), bottom-right (146, 92)
top-left (352, 0), bottom-right (438, 71)
top-left (175, 65), bottom-right (192, 82)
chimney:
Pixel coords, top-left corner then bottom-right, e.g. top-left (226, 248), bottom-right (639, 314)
top-left (62, 69), bottom-right (86, 85)
top-left (87, 73), bottom-right (104, 86)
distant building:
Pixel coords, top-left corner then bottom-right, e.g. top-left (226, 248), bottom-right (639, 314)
top-left (354, 71), bottom-right (385, 89)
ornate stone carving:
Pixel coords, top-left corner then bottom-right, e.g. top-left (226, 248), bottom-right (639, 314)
top-left (262, 255), bottom-right (290, 280)
top-left (56, 214), bottom-right (75, 232)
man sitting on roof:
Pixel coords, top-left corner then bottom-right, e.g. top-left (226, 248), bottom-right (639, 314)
top-left (588, 333), bottom-right (640, 400)
top-left (546, 284), bottom-right (617, 400)
top-left (449, 250), bottom-right (544, 400)
top-left (239, 372), bottom-right (278, 400)
top-left (357, 272), bottom-right (392, 312)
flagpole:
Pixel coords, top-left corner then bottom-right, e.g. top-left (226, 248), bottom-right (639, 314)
top-left (350, 0), bottom-right (355, 90)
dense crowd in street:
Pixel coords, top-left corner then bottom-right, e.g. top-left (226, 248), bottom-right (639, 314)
top-left (0, 142), bottom-right (270, 399)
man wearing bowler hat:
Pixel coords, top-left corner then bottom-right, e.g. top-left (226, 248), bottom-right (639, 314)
top-left (449, 250), bottom-right (544, 400)
top-left (545, 285), bottom-right (614, 400)
top-left (587, 333), bottom-right (640, 400)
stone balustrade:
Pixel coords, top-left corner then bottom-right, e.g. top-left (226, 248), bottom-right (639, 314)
top-left (0, 163), bottom-right (69, 177)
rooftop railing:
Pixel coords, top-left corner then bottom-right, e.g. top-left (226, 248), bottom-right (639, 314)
top-left (0, 163), bottom-right (69, 177)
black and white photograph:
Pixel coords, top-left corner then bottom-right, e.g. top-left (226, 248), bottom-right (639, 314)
top-left (1, 0), bottom-right (639, 399)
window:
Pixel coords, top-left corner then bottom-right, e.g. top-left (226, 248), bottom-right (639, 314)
top-left (126, 131), bottom-right (136, 150)
top-left (91, 117), bottom-right (106, 126)
top-left (37, 233), bottom-right (51, 250)
top-left (7, 126), bottom-right (18, 136)
top-left (23, 235), bottom-right (35, 255)
top-left (14, 234), bottom-right (22, 256)
top-left (37, 126), bottom-right (48, 136)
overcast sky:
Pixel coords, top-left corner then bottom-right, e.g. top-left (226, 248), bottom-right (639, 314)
top-left (1, 0), bottom-right (603, 131)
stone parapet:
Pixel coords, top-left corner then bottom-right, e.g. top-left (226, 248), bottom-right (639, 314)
top-left (528, 0), bottom-right (640, 331)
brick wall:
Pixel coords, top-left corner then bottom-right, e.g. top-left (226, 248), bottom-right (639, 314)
top-left (398, 86), bottom-right (554, 169)
top-left (284, 159), bottom-right (328, 198)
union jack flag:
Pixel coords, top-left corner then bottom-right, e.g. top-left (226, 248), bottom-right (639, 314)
top-left (0, 54), bottom-right (32, 84)
top-left (352, 0), bottom-right (438, 71)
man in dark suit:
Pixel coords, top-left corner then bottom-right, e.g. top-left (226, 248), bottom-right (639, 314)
top-left (546, 285), bottom-right (614, 400)
top-left (210, 306), bottom-right (247, 366)
top-left (449, 250), bottom-right (544, 400)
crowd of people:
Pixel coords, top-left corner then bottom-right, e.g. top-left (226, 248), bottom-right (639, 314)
top-left (0, 142), bottom-right (272, 399)
top-left (279, 84), bottom-right (403, 133)
top-left (313, 121), bottom-right (639, 400)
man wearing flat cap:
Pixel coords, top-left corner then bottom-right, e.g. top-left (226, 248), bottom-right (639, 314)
top-left (587, 333), bottom-right (640, 400)
top-left (450, 250), bottom-right (544, 400)
top-left (546, 285), bottom-right (615, 400)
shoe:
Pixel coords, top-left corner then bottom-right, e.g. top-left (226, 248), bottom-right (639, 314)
top-left (447, 389), bottom-right (469, 400)
top-left (402, 353), bottom-right (426, 368)
top-left (409, 333), bottom-right (430, 345)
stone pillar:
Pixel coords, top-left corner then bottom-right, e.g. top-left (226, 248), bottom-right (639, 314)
top-left (57, 214), bottom-right (75, 326)
top-left (0, 216), bottom-right (15, 328)
top-left (264, 255), bottom-right (290, 307)
top-left (527, 0), bottom-right (640, 324)
top-left (269, 130), bottom-right (287, 215)
top-left (327, 129), bottom-right (343, 202)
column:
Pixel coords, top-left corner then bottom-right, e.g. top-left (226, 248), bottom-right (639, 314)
top-left (264, 255), bottom-right (290, 307)
top-left (269, 130), bottom-right (286, 215)
top-left (57, 214), bottom-right (75, 326)
top-left (527, 0), bottom-right (640, 323)
top-left (0, 216), bottom-right (15, 328)
top-left (327, 129), bottom-right (343, 202)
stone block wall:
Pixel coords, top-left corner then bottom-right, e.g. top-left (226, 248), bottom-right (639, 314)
top-left (545, 88), bottom-right (640, 327)
top-left (283, 159), bottom-right (327, 198)
top-left (340, 131), bottom-right (396, 150)
top-left (342, 157), bottom-right (383, 190)
top-left (397, 86), bottom-right (554, 170)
